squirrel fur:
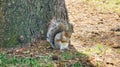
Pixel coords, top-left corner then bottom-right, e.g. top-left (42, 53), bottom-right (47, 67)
top-left (47, 17), bottom-right (73, 51)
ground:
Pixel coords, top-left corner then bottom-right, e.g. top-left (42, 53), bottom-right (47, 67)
top-left (0, 0), bottom-right (120, 67)
top-left (66, 0), bottom-right (120, 67)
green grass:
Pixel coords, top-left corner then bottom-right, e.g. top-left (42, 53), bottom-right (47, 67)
top-left (0, 44), bottom-right (111, 67)
top-left (0, 51), bottom-right (90, 67)
top-left (84, 0), bottom-right (120, 13)
top-left (61, 51), bottom-right (74, 60)
top-left (0, 52), bottom-right (54, 67)
top-left (82, 44), bottom-right (104, 56)
top-left (73, 62), bottom-right (83, 67)
top-left (0, 51), bottom-right (89, 67)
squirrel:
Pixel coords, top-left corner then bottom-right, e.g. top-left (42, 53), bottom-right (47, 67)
top-left (47, 17), bottom-right (73, 51)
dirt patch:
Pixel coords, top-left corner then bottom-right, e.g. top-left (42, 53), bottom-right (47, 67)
top-left (65, 0), bottom-right (120, 67)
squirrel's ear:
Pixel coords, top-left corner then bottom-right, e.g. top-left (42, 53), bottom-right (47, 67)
top-left (60, 23), bottom-right (66, 31)
top-left (51, 17), bottom-right (57, 23)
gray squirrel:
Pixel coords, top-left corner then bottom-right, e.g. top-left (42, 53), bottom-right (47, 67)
top-left (47, 17), bottom-right (73, 51)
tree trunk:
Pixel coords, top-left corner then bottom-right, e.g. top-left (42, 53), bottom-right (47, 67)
top-left (0, 0), bottom-right (69, 47)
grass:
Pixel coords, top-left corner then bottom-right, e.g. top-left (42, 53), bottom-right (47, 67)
top-left (84, 0), bottom-right (120, 13)
top-left (61, 51), bottom-right (73, 60)
top-left (1, 44), bottom-right (109, 67)
top-left (0, 43), bottom-right (113, 67)
top-left (82, 44), bottom-right (105, 56)
top-left (0, 52), bottom-right (53, 67)
top-left (73, 62), bottom-right (82, 67)
top-left (0, 51), bottom-right (86, 67)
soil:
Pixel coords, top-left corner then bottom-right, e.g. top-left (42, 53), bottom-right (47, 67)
top-left (65, 0), bottom-right (120, 67)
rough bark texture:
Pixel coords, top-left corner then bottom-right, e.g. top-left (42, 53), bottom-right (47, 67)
top-left (0, 0), bottom-right (68, 47)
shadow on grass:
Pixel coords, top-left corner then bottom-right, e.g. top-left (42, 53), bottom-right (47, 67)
top-left (0, 40), bottom-right (95, 67)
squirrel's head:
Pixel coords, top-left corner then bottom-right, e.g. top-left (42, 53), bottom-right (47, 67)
top-left (60, 23), bottom-right (73, 38)
top-left (64, 30), bottom-right (72, 38)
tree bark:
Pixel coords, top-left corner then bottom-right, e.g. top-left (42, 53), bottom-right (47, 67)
top-left (0, 0), bottom-right (69, 47)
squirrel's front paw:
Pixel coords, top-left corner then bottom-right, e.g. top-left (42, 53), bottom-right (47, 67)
top-left (60, 48), bottom-right (64, 52)
top-left (60, 49), bottom-right (64, 52)
top-left (65, 47), bottom-right (70, 51)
